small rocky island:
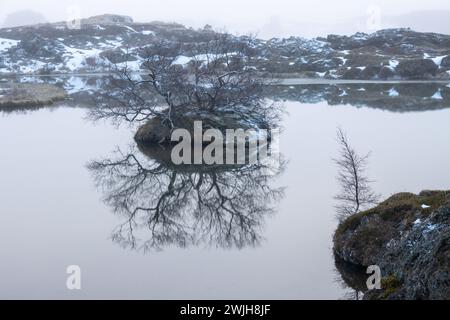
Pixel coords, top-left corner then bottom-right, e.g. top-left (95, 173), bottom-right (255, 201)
top-left (334, 191), bottom-right (450, 299)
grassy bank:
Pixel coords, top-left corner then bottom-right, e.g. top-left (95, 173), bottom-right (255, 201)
top-left (0, 83), bottom-right (67, 109)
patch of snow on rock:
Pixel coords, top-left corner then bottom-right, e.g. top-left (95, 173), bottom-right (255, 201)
top-left (388, 88), bottom-right (399, 97)
top-left (389, 60), bottom-right (399, 69)
top-left (431, 90), bottom-right (443, 100)
top-left (431, 55), bottom-right (447, 67)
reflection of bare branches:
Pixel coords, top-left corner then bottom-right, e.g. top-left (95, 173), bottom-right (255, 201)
top-left (87, 145), bottom-right (285, 252)
top-left (333, 128), bottom-right (380, 221)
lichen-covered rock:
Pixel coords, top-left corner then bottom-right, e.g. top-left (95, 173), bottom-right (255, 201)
top-left (334, 190), bottom-right (450, 299)
top-left (374, 205), bottom-right (450, 299)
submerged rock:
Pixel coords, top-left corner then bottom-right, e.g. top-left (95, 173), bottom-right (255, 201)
top-left (333, 191), bottom-right (450, 299)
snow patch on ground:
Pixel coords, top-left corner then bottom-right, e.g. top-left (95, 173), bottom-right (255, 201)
top-left (173, 53), bottom-right (234, 66)
top-left (18, 60), bottom-right (47, 73)
top-left (338, 57), bottom-right (347, 65)
top-left (388, 88), bottom-right (399, 97)
top-left (63, 45), bottom-right (103, 71)
top-left (431, 55), bottom-right (447, 67)
top-left (142, 30), bottom-right (154, 36)
top-left (389, 60), bottom-right (399, 69)
top-left (122, 25), bottom-right (138, 33)
top-left (0, 38), bottom-right (20, 52)
top-left (431, 90), bottom-right (443, 100)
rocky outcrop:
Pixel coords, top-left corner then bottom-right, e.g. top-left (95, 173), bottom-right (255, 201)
top-left (81, 14), bottom-right (133, 26)
top-left (333, 191), bottom-right (450, 299)
top-left (397, 59), bottom-right (439, 79)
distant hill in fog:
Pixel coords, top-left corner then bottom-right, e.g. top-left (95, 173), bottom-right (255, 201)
top-left (384, 10), bottom-right (450, 35)
top-left (258, 10), bottom-right (450, 39)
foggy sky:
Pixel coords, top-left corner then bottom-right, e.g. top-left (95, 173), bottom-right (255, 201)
top-left (1, 0), bottom-right (450, 38)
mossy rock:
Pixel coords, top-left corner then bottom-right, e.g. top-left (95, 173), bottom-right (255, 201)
top-left (334, 191), bottom-right (449, 266)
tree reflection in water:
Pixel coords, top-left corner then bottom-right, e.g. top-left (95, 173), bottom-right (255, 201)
top-left (88, 143), bottom-right (285, 251)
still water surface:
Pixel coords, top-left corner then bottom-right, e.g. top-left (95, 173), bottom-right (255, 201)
top-left (0, 84), bottom-right (449, 299)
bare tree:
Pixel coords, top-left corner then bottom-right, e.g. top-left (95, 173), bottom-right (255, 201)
top-left (89, 33), bottom-right (280, 132)
top-left (334, 128), bottom-right (379, 221)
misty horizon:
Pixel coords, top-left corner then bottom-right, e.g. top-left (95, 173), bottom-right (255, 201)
top-left (1, 0), bottom-right (450, 38)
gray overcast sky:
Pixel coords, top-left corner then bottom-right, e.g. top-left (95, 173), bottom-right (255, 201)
top-left (1, 0), bottom-right (450, 38)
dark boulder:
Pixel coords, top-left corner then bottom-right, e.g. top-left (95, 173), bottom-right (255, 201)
top-left (378, 66), bottom-right (396, 79)
top-left (360, 65), bottom-right (381, 79)
top-left (397, 59), bottom-right (439, 79)
top-left (342, 68), bottom-right (362, 79)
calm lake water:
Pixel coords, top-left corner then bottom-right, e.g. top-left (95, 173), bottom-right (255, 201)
top-left (1, 82), bottom-right (450, 299)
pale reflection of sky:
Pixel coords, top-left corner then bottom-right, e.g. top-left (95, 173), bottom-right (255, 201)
top-left (1, 0), bottom-right (450, 37)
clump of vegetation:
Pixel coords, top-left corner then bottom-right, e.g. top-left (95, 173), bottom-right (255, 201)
top-left (361, 190), bottom-right (448, 223)
top-left (335, 190), bottom-right (449, 241)
top-left (380, 274), bottom-right (402, 298)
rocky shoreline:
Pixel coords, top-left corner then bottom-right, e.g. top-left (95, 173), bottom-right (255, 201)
top-left (333, 191), bottom-right (450, 299)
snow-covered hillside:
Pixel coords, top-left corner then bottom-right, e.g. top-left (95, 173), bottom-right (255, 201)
top-left (1, 14), bottom-right (450, 80)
